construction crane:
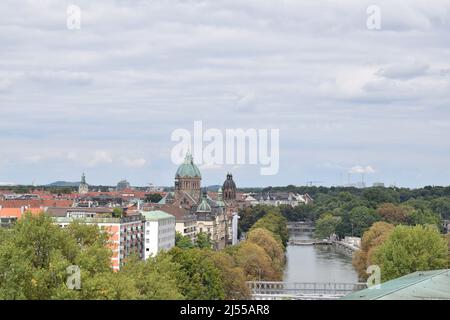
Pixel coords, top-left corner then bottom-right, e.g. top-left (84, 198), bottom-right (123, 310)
top-left (306, 181), bottom-right (324, 187)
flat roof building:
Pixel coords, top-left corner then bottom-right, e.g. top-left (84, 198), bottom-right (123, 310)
top-left (141, 210), bottom-right (175, 259)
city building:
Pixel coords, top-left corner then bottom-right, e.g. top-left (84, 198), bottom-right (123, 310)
top-left (142, 210), bottom-right (175, 259)
top-left (78, 173), bottom-right (89, 194)
top-left (0, 206), bottom-right (42, 227)
top-left (373, 182), bottom-right (385, 187)
top-left (116, 179), bottom-right (131, 192)
top-left (195, 190), bottom-right (229, 250)
top-left (143, 204), bottom-right (197, 242)
top-left (243, 192), bottom-right (313, 207)
top-left (47, 207), bottom-right (144, 271)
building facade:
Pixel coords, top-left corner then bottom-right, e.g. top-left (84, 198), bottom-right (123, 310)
top-left (48, 207), bottom-right (144, 271)
top-left (142, 210), bottom-right (175, 259)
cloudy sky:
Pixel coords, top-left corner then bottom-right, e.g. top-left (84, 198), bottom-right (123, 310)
top-left (1, 0), bottom-right (450, 188)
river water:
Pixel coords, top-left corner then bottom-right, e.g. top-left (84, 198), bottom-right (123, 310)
top-left (284, 232), bottom-right (359, 283)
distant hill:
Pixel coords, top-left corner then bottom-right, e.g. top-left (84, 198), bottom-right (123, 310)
top-left (46, 181), bottom-right (80, 187)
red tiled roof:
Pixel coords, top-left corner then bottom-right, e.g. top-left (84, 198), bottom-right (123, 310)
top-left (0, 199), bottom-right (73, 208)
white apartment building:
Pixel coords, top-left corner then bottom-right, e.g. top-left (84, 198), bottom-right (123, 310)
top-left (141, 210), bottom-right (175, 259)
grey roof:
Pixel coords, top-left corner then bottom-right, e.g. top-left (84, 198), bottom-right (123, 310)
top-left (342, 269), bottom-right (450, 300)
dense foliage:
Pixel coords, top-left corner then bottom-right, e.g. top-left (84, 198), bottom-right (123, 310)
top-left (0, 213), bottom-right (186, 299)
top-left (372, 225), bottom-right (448, 281)
top-left (239, 186), bottom-right (450, 283)
top-left (0, 208), bottom-right (287, 300)
top-left (240, 186), bottom-right (449, 239)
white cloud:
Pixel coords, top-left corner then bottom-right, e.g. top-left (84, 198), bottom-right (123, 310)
top-left (88, 151), bottom-right (113, 167)
top-left (27, 70), bottom-right (93, 86)
top-left (376, 61), bottom-right (429, 80)
top-left (120, 157), bottom-right (147, 168)
top-left (349, 166), bottom-right (376, 174)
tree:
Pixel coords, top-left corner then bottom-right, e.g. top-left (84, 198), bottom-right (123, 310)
top-left (279, 204), bottom-right (315, 222)
top-left (209, 252), bottom-right (250, 300)
top-left (376, 203), bottom-right (410, 225)
top-left (145, 193), bottom-right (163, 203)
top-left (373, 225), bottom-right (448, 281)
top-left (234, 242), bottom-right (280, 281)
top-left (0, 212), bottom-right (113, 299)
top-left (168, 247), bottom-right (225, 300)
top-left (80, 271), bottom-right (140, 300)
top-left (362, 188), bottom-right (399, 207)
top-left (348, 206), bottom-right (380, 237)
top-left (430, 197), bottom-right (450, 220)
top-left (120, 253), bottom-right (183, 300)
top-left (352, 222), bottom-right (394, 281)
top-left (315, 213), bottom-right (341, 239)
top-left (408, 207), bottom-right (442, 228)
top-left (195, 232), bottom-right (213, 249)
top-left (65, 221), bottom-right (112, 275)
top-left (112, 208), bottom-right (123, 218)
top-left (251, 210), bottom-right (289, 247)
top-left (246, 228), bottom-right (285, 274)
top-left (238, 205), bottom-right (273, 234)
top-left (175, 232), bottom-right (194, 249)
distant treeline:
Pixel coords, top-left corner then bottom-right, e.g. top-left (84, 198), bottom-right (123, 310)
top-left (239, 185), bottom-right (450, 238)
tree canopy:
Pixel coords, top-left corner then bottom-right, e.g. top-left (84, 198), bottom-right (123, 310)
top-left (372, 225), bottom-right (448, 282)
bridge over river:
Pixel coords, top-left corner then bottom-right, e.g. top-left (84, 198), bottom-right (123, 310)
top-left (287, 222), bottom-right (315, 232)
top-left (247, 281), bottom-right (367, 300)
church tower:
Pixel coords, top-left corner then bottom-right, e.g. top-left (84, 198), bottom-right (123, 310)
top-left (222, 173), bottom-right (236, 201)
top-left (78, 173), bottom-right (89, 194)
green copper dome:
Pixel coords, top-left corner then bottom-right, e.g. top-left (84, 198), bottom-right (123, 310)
top-left (175, 153), bottom-right (201, 178)
top-left (197, 191), bottom-right (211, 213)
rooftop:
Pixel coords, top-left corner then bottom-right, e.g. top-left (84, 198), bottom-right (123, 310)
top-left (141, 210), bottom-right (175, 221)
top-left (342, 269), bottom-right (450, 300)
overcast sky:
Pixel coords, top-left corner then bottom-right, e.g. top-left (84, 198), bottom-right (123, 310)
top-left (1, 0), bottom-right (450, 188)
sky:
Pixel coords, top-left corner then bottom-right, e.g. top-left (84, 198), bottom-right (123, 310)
top-left (1, 0), bottom-right (450, 188)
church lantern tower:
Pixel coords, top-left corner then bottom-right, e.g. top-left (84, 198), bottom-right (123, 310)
top-left (78, 173), bottom-right (89, 194)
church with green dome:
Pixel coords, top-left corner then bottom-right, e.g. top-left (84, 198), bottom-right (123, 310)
top-left (174, 152), bottom-right (202, 202)
top-left (155, 152), bottom-right (240, 250)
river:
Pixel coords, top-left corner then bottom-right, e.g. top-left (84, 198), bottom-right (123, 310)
top-left (284, 232), bottom-right (359, 283)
